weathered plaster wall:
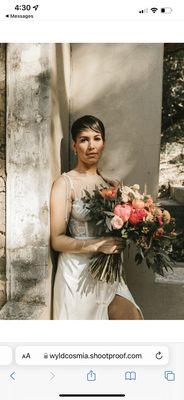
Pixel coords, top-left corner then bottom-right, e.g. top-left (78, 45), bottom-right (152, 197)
top-left (0, 43), bottom-right (69, 319)
top-left (0, 44), bottom-right (52, 319)
top-left (0, 44), bottom-right (6, 309)
top-left (70, 43), bottom-right (184, 319)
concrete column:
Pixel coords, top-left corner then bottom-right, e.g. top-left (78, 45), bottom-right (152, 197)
top-left (0, 43), bottom-right (70, 320)
top-left (0, 44), bottom-right (52, 319)
top-left (0, 44), bottom-right (6, 309)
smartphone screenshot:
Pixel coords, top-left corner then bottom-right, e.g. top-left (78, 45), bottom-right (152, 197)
top-left (0, 1), bottom-right (183, 399)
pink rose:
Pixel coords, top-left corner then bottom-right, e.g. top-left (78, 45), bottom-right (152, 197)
top-left (111, 215), bottom-right (124, 229)
top-left (129, 208), bottom-right (148, 225)
top-left (114, 204), bottom-right (132, 223)
top-left (132, 199), bottom-right (145, 209)
top-left (145, 197), bottom-right (154, 207)
top-left (157, 216), bottom-right (163, 226)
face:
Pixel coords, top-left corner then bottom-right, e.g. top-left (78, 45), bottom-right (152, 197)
top-left (72, 129), bottom-right (105, 164)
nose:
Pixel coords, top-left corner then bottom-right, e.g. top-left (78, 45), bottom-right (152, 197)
top-left (88, 140), bottom-right (95, 150)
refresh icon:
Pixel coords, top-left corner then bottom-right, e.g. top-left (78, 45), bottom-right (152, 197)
top-left (156, 351), bottom-right (163, 360)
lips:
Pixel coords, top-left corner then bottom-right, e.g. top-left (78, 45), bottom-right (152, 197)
top-left (87, 153), bottom-right (98, 155)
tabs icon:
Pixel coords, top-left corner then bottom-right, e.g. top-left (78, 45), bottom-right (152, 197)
top-left (164, 371), bottom-right (175, 381)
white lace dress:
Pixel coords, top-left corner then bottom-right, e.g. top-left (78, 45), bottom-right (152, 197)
top-left (53, 171), bottom-right (143, 320)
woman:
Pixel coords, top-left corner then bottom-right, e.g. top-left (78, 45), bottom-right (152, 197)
top-left (50, 115), bottom-right (143, 320)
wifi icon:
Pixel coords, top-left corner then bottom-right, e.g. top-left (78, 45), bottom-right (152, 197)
top-left (151, 7), bottom-right (158, 13)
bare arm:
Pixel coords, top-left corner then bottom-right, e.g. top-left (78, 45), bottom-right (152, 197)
top-left (50, 176), bottom-right (124, 254)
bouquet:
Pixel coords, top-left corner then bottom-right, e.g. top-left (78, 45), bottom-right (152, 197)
top-left (82, 182), bottom-right (178, 284)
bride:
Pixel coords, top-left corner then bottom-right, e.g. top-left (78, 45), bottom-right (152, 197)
top-left (50, 115), bottom-right (143, 320)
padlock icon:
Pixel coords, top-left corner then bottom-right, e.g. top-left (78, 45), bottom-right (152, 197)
top-left (87, 370), bottom-right (96, 381)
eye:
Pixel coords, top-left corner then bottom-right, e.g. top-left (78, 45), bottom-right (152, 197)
top-left (79, 138), bottom-right (87, 142)
top-left (95, 137), bottom-right (102, 141)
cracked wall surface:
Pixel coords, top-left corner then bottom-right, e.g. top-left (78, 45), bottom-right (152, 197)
top-left (0, 43), bottom-right (69, 320)
top-left (0, 44), bottom-right (6, 309)
top-left (0, 44), bottom-right (53, 319)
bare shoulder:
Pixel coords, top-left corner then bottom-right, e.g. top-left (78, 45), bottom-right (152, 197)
top-left (51, 174), bottom-right (67, 192)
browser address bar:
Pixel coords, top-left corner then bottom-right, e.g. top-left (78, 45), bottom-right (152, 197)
top-left (16, 346), bottom-right (169, 366)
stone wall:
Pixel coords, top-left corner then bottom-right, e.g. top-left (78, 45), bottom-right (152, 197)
top-left (0, 44), bottom-right (53, 319)
top-left (0, 43), bottom-right (69, 320)
top-left (0, 44), bottom-right (6, 309)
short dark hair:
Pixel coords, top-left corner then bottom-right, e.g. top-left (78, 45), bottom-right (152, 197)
top-left (71, 115), bottom-right (105, 142)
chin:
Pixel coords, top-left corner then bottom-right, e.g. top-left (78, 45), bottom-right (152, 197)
top-left (86, 156), bottom-right (100, 161)
top-left (88, 158), bottom-right (99, 163)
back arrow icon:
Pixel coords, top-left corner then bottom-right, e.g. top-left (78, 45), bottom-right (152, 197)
top-left (10, 372), bottom-right (16, 380)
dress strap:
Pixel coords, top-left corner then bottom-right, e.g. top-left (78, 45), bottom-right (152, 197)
top-left (62, 173), bottom-right (75, 223)
top-left (63, 172), bottom-right (76, 199)
top-left (62, 173), bottom-right (76, 194)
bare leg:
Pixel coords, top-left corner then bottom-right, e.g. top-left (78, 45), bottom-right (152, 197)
top-left (108, 294), bottom-right (143, 320)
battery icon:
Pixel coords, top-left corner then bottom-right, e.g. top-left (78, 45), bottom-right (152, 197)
top-left (161, 7), bottom-right (172, 13)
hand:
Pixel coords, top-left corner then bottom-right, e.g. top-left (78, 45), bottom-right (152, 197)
top-left (97, 236), bottom-right (125, 254)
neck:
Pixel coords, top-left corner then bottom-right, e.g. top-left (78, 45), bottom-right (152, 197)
top-left (74, 162), bottom-right (98, 175)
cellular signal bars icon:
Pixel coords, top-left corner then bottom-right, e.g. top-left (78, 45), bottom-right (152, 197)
top-left (139, 8), bottom-right (148, 13)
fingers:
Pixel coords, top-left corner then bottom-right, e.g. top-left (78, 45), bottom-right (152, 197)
top-left (108, 237), bottom-right (123, 245)
top-left (115, 238), bottom-right (124, 243)
top-left (99, 237), bottom-right (124, 254)
top-left (112, 244), bottom-right (123, 253)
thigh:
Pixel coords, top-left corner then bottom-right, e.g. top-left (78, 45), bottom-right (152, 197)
top-left (108, 294), bottom-right (143, 320)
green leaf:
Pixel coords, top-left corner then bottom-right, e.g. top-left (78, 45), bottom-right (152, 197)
top-left (135, 252), bottom-right (143, 265)
top-left (105, 216), bottom-right (112, 231)
top-left (96, 219), bottom-right (104, 226)
top-left (103, 211), bottom-right (115, 217)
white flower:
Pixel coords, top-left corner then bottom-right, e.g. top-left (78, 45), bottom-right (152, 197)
top-left (111, 215), bottom-right (124, 229)
top-left (132, 184), bottom-right (140, 191)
